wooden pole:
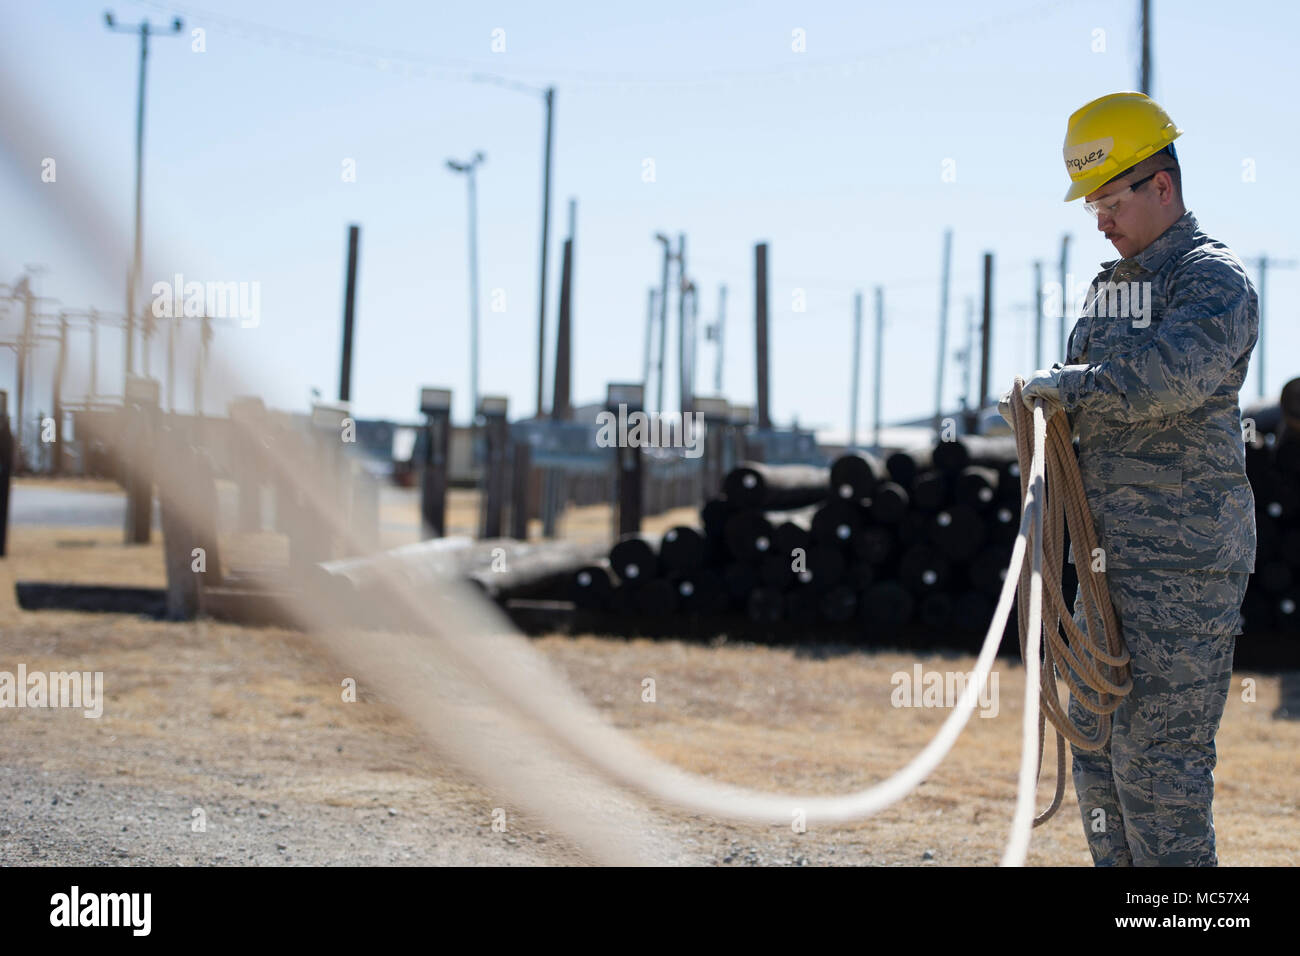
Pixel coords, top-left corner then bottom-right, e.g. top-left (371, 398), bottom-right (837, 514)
top-left (122, 376), bottom-right (159, 544)
top-left (1033, 260), bottom-right (1044, 369)
top-left (934, 229), bottom-right (952, 433)
top-left (160, 429), bottom-right (200, 619)
top-left (552, 238), bottom-right (573, 420)
top-left (535, 87), bottom-right (554, 419)
top-left (1058, 234), bottom-right (1070, 359)
top-left (755, 242), bottom-right (771, 429)
top-left (0, 391), bottom-right (10, 557)
top-left (15, 280), bottom-right (31, 473)
top-left (677, 233), bottom-right (688, 416)
top-left (1258, 255), bottom-right (1268, 401)
top-left (419, 388), bottom-right (452, 539)
top-left (1139, 0), bottom-right (1152, 95)
top-left (980, 253), bottom-right (993, 413)
top-left (609, 384), bottom-right (645, 535)
top-left (89, 308), bottom-right (99, 399)
top-left (874, 286), bottom-right (884, 449)
top-left (849, 291), bottom-right (862, 449)
top-left (479, 397), bottom-right (509, 538)
top-left (509, 439), bottom-right (532, 540)
top-left (963, 296), bottom-right (976, 432)
top-left (339, 224), bottom-right (360, 403)
top-left (53, 314), bottom-right (67, 475)
top-left (643, 287), bottom-right (657, 398)
top-left (713, 284), bottom-right (727, 395)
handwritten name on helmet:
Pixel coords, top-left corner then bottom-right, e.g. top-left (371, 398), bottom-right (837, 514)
top-left (1064, 136), bottom-right (1114, 175)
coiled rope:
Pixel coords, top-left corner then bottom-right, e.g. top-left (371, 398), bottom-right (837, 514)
top-left (1006, 379), bottom-right (1133, 831)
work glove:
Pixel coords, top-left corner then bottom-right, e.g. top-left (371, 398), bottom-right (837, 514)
top-left (1021, 367), bottom-right (1064, 417)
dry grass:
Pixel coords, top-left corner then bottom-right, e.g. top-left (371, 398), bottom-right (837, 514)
top-left (7, 526), bottom-right (167, 588)
top-left (539, 635), bottom-right (1299, 865)
top-left (12, 476), bottom-right (123, 495)
top-left (1, 479), bottom-right (1295, 865)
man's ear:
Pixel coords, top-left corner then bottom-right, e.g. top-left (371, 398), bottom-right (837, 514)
top-left (1155, 169), bottom-right (1177, 206)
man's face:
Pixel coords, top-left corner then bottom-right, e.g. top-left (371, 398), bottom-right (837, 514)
top-left (1084, 169), bottom-right (1173, 259)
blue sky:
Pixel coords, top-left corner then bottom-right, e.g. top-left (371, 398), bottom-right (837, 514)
top-left (4, 0), bottom-right (1298, 433)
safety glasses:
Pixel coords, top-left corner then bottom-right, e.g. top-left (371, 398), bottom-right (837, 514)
top-left (1082, 171), bottom-right (1161, 219)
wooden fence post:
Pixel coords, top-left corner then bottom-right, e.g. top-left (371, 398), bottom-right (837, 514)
top-left (0, 391), bottom-right (11, 558)
top-left (123, 376), bottom-right (160, 544)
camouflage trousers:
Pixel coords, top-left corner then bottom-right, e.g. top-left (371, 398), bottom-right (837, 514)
top-left (1066, 570), bottom-right (1249, 867)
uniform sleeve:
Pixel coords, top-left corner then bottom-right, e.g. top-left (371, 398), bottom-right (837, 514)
top-left (1056, 256), bottom-right (1256, 423)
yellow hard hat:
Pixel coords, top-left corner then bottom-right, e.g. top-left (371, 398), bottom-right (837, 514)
top-left (1061, 91), bottom-right (1182, 201)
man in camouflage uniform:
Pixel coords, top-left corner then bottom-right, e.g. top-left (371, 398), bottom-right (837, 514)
top-left (1015, 93), bottom-right (1258, 865)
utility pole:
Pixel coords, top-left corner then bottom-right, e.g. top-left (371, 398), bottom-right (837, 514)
top-left (712, 284), bottom-right (727, 395)
top-left (535, 86), bottom-right (554, 419)
top-left (1058, 234), bottom-right (1071, 358)
top-left (642, 287), bottom-right (657, 398)
top-left (755, 242), bottom-right (771, 429)
top-left (980, 252), bottom-right (993, 414)
top-left (849, 291), bottom-right (862, 449)
top-left (338, 224), bottom-right (361, 404)
top-left (105, 12), bottom-right (183, 382)
top-left (53, 313), bottom-right (68, 474)
top-left (963, 296), bottom-right (976, 416)
top-left (551, 198), bottom-right (576, 421)
top-left (447, 152), bottom-right (486, 418)
top-left (14, 277), bottom-right (31, 471)
top-left (552, 243), bottom-right (573, 420)
top-left (654, 234), bottom-right (672, 414)
top-left (89, 308), bottom-right (101, 400)
top-left (873, 287), bottom-right (885, 449)
top-left (1033, 260), bottom-right (1044, 369)
top-left (1255, 255), bottom-right (1298, 400)
top-left (1139, 0), bottom-right (1152, 96)
top-left (685, 278), bottom-right (698, 413)
top-left (934, 229), bottom-right (952, 433)
top-left (676, 233), bottom-right (689, 416)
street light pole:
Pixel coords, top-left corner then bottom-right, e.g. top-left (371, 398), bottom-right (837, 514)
top-left (105, 12), bottom-right (183, 384)
top-left (536, 86), bottom-right (554, 419)
top-left (448, 153), bottom-right (487, 418)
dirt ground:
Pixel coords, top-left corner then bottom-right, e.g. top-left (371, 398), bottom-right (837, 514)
top-left (2, 478), bottom-right (1297, 866)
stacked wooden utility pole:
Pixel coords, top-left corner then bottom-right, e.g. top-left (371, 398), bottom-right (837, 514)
top-left (571, 441), bottom-right (1030, 652)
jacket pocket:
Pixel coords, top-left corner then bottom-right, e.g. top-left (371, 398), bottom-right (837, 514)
top-left (1092, 455), bottom-right (1187, 568)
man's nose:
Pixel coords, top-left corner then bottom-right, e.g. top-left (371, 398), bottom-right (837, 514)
top-left (1095, 210), bottom-right (1114, 232)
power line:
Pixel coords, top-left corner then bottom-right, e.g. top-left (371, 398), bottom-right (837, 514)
top-left (138, 0), bottom-right (544, 95)
top-left (139, 0), bottom-right (1077, 91)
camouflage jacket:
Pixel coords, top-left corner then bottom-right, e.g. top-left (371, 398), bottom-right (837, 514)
top-left (1057, 211), bottom-right (1258, 572)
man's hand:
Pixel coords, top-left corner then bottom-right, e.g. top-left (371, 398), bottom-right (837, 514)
top-left (1021, 368), bottom-right (1064, 416)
